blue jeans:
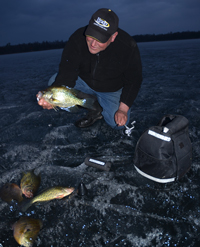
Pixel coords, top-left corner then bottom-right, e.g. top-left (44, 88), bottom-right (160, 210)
top-left (48, 74), bottom-right (130, 129)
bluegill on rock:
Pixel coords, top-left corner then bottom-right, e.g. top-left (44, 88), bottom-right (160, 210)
top-left (40, 86), bottom-right (95, 111)
top-left (0, 183), bottom-right (23, 203)
top-left (20, 169), bottom-right (41, 198)
top-left (13, 216), bottom-right (42, 247)
top-left (20, 186), bottom-right (75, 212)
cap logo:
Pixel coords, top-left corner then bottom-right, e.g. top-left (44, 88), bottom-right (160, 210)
top-left (94, 17), bottom-right (110, 31)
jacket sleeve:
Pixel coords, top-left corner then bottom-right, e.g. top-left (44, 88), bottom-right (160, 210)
top-left (52, 33), bottom-right (81, 87)
top-left (120, 43), bottom-right (142, 108)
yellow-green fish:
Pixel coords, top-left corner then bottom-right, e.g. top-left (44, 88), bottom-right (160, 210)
top-left (13, 216), bottom-right (42, 247)
top-left (41, 86), bottom-right (95, 111)
top-left (20, 169), bottom-right (41, 198)
top-left (21, 186), bottom-right (75, 212)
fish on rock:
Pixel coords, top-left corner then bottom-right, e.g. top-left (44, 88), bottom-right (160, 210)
top-left (0, 183), bottom-right (23, 203)
top-left (13, 216), bottom-right (42, 247)
top-left (20, 186), bottom-right (75, 212)
top-left (20, 169), bottom-right (41, 198)
top-left (40, 86), bottom-right (95, 111)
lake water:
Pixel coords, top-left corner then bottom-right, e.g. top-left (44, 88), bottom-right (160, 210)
top-left (0, 39), bottom-right (200, 247)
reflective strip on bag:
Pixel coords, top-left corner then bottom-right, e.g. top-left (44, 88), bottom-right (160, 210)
top-left (134, 166), bottom-right (176, 183)
top-left (148, 130), bottom-right (171, 142)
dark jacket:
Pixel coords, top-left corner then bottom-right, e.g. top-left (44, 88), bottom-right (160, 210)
top-left (53, 26), bottom-right (142, 108)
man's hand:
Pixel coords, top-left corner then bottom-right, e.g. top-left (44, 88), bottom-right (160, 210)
top-left (36, 92), bottom-right (53, 110)
top-left (115, 102), bottom-right (129, 127)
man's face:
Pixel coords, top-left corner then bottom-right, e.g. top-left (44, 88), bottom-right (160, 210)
top-left (86, 32), bottom-right (118, 54)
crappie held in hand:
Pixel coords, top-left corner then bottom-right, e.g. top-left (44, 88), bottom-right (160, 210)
top-left (41, 86), bottom-right (95, 111)
top-left (13, 216), bottom-right (42, 247)
top-left (21, 186), bottom-right (75, 212)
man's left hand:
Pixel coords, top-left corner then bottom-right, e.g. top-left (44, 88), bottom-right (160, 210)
top-left (115, 102), bottom-right (129, 127)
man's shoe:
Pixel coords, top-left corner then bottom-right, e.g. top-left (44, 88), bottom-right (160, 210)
top-left (75, 112), bottom-right (103, 128)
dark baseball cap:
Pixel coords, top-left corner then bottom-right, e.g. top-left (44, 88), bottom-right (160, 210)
top-left (85, 8), bottom-right (119, 43)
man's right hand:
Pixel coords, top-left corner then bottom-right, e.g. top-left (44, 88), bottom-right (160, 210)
top-left (36, 92), bottom-right (53, 110)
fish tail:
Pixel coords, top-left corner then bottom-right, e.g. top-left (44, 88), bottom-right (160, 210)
top-left (19, 199), bottom-right (32, 212)
top-left (81, 98), bottom-right (96, 110)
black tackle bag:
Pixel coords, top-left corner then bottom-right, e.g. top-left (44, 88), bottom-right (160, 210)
top-left (134, 115), bottom-right (192, 183)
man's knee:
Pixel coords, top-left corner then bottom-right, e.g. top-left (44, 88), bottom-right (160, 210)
top-left (102, 110), bottom-right (118, 129)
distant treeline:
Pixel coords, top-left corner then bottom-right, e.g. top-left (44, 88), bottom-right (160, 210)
top-left (0, 31), bottom-right (199, 55)
top-left (0, 40), bottom-right (66, 55)
top-left (133, 31), bottom-right (200, 42)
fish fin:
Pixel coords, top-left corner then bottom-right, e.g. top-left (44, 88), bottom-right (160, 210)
top-left (61, 105), bottom-right (80, 113)
top-left (82, 98), bottom-right (96, 110)
top-left (52, 105), bottom-right (59, 111)
top-left (51, 98), bottom-right (61, 104)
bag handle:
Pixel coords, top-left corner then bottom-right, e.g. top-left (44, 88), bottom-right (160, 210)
top-left (158, 115), bottom-right (189, 134)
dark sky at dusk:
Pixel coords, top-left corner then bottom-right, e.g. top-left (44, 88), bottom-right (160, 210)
top-left (0, 0), bottom-right (200, 46)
